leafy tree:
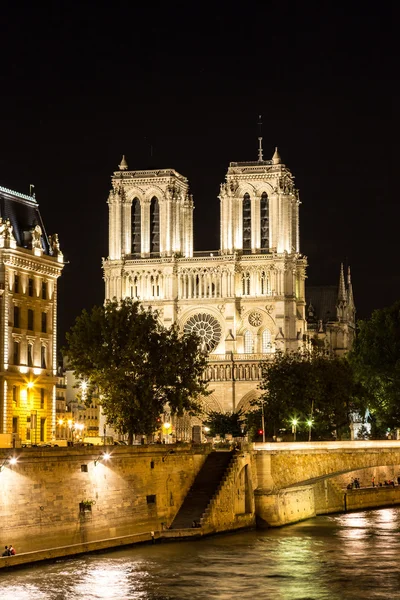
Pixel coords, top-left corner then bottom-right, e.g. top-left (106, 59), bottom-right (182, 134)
top-left (65, 298), bottom-right (210, 441)
top-left (257, 350), bottom-right (367, 440)
top-left (350, 300), bottom-right (400, 434)
top-left (203, 410), bottom-right (245, 438)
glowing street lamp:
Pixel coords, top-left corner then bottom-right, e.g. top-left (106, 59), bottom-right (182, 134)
top-left (94, 452), bottom-right (111, 466)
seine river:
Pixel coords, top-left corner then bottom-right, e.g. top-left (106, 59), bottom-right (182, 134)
top-left (1, 507), bottom-right (400, 600)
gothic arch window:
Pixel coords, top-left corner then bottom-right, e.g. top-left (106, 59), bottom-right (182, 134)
top-left (131, 276), bottom-right (139, 298)
top-left (242, 193), bottom-right (251, 251)
top-left (131, 198), bottom-right (141, 255)
top-left (150, 196), bottom-right (160, 254)
top-left (260, 192), bottom-right (269, 250)
top-left (244, 330), bottom-right (254, 353)
top-left (242, 271), bottom-right (251, 296)
top-left (151, 275), bottom-right (160, 297)
top-left (262, 329), bottom-right (273, 353)
top-left (260, 270), bottom-right (270, 295)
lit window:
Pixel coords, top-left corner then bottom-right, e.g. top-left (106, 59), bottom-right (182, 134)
top-left (262, 329), bottom-right (273, 353)
top-left (244, 330), bottom-right (254, 353)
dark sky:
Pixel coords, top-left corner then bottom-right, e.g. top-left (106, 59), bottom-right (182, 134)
top-left (0, 1), bottom-right (396, 347)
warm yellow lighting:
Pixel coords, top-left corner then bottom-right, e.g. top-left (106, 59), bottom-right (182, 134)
top-left (19, 366), bottom-right (28, 374)
top-left (33, 368), bottom-right (41, 375)
top-left (9, 457), bottom-right (17, 466)
top-left (81, 381), bottom-right (88, 391)
top-left (204, 426), bottom-right (210, 433)
top-left (292, 419), bottom-right (298, 426)
top-left (163, 422), bottom-right (171, 429)
top-left (27, 381), bottom-right (34, 389)
top-left (307, 420), bottom-right (313, 427)
top-left (58, 419), bottom-right (64, 426)
top-left (67, 419), bottom-right (73, 427)
top-left (94, 452), bottom-right (111, 466)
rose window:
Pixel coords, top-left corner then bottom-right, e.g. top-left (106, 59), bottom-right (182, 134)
top-left (184, 313), bottom-right (222, 352)
top-left (248, 311), bottom-right (263, 327)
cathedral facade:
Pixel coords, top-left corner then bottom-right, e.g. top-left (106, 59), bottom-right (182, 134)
top-left (103, 146), bottom-right (307, 420)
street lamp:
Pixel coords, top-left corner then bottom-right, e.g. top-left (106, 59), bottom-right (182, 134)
top-left (163, 422), bottom-right (171, 444)
top-left (291, 419), bottom-right (298, 442)
top-left (307, 419), bottom-right (313, 442)
top-left (94, 452), bottom-right (111, 467)
top-left (0, 456), bottom-right (18, 472)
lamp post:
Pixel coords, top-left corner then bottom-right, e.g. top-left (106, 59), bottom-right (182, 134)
top-left (307, 419), bottom-right (313, 442)
top-left (261, 399), bottom-right (266, 443)
top-left (292, 418), bottom-right (298, 442)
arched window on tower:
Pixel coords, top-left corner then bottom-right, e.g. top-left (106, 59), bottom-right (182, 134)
top-left (242, 193), bottom-right (251, 251)
top-left (244, 330), bottom-right (254, 354)
top-left (150, 197), bottom-right (160, 254)
top-left (242, 271), bottom-right (251, 296)
top-left (151, 275), bottom-right (160, 298)
top-left (131, 198), bottom-right (141, 255)
top-left (260, 192), bottom-right (269, 251)
top-left (262, 329), bottom-right (273, 353)
top-left (260, 270), bottom-right (270, 295)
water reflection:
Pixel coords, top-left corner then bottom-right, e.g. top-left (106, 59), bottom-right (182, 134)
top-left (2, 507), bottom-right (400, 600)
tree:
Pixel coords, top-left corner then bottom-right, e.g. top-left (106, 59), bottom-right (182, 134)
top-left (203, 410), bottom-right (245, 439)
top-left (350, 301), bottom-right (400, 434)
top-left (65, 298), bottom-right (210, 441)
top-left (257, 350), bottom-right (367, 440)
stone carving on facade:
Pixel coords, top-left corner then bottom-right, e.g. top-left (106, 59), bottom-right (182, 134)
top-left (248, 310), bottom-right (263, 327)
top-left (49, 233), bottom-right (61, 255)
top-left (0, 218), bottom-right (15, 240)
top-left (31, 224), bottom-right (42, 249)
top-left (217, 303), bottom-right (225, 315)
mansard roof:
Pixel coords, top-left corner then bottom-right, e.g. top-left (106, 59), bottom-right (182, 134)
top-left (0, 185), bottom-right (51, 255)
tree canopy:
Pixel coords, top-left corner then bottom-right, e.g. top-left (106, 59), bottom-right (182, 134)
top-left (203, 409), bottom-right (245, 439)
top-left (350, 300), bottom-right (400, 434)
top-left (65, 298), bottom-right (210, 440)
top-left (256, 350), bottom-right (367, 440)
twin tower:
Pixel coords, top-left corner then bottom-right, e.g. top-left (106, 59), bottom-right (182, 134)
top-left (103, 147), bottom-right (307, 415)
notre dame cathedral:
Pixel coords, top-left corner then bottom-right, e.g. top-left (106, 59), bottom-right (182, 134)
top-left (103, 142), bottom-right (355, 434)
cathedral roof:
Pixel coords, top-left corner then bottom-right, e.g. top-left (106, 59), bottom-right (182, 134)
top-left (0, 185), bottom-right (51, 255)
top-left (306, 286), bottom-right (338, 323)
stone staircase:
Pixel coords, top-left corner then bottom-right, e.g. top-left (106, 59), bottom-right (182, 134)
top-left (169, 450), bottom-right (234, 530)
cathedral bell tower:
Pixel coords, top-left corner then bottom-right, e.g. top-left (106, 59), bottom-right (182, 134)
top-left (219, 146), bottom-right (300, 255)
top-left (107, 156), bottom-right (194, 261)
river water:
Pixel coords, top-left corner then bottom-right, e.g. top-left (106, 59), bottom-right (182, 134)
top-left (1, 507), bottom-right (400, 600)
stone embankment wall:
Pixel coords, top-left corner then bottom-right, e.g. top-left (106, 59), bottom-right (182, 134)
top-left (0, 444), bottom-right (210, 553)
top-left (202, 453), bottom-right (255, 532)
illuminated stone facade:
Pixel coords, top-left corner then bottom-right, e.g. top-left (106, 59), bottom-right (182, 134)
top-left (0, 186), bottom-right (64, 444)
top-left (103, 147), bottom-right (307, 425)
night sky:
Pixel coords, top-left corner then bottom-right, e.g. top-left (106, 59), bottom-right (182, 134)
top-left (0, 1), bottom-right (396, 348)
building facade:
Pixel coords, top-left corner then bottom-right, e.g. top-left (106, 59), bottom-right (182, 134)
top-left (0, 185), bottom-right (64, 445)
top-left (103, 146), bottom-right (307, 423)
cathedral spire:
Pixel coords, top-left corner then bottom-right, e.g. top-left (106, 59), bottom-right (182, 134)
top-left (338, 263), bottom-right (347, 303)
top-left (347, 266), bottom-right (354, 307)
top-left (272, 147), bottom-right (281, 164)
top-left (257, 114), bottom-right (263, 162)
top-left (119, 155), bottom-right (128, 171)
